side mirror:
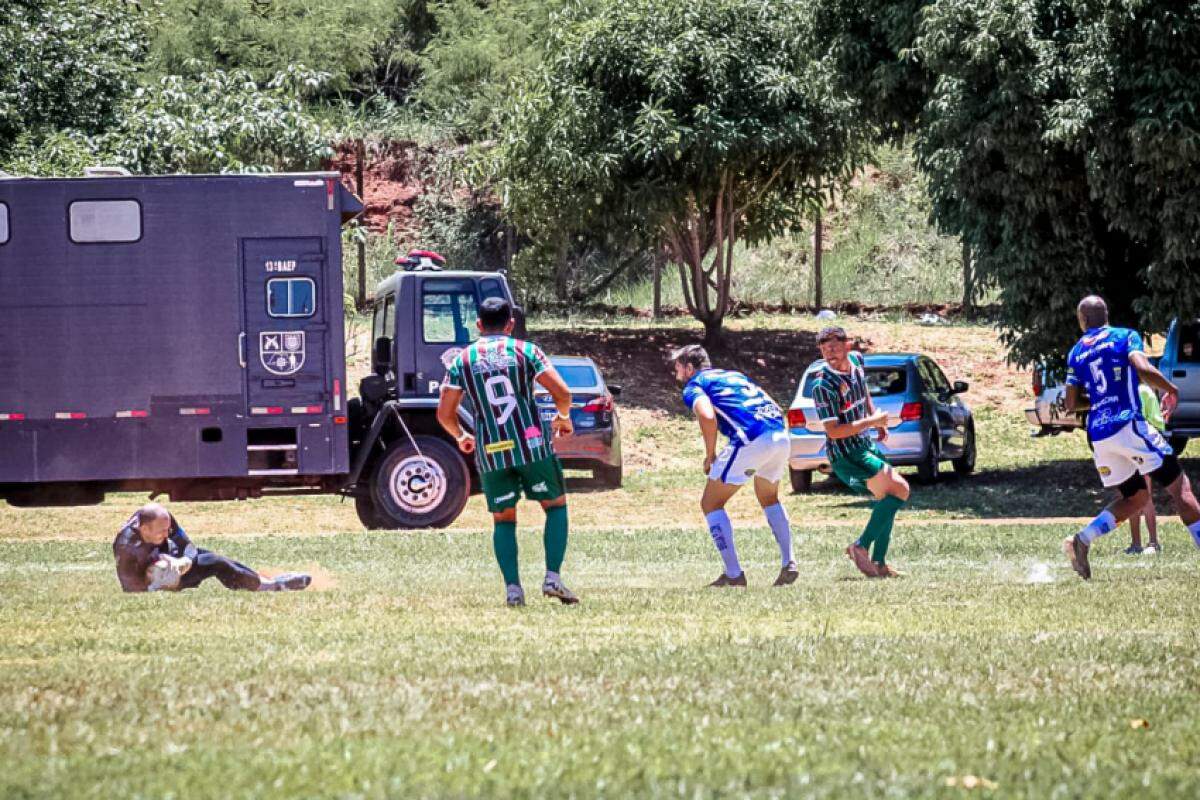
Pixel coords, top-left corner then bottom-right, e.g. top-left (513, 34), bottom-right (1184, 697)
top-left (373, 336), bottom-right (393, 374)
top-left (952, 380), bottom-right (969, 395)
top-left (608, 384), bottom-right (623, 397)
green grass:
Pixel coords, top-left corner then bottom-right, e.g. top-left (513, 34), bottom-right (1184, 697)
top-left (3, 314), bottom-right (1198, 798)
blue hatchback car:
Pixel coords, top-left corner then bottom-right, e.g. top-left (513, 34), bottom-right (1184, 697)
top-left (786, 353), bottom-right (976, 492)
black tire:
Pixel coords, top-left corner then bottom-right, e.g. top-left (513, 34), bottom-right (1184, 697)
top-left (353, 493), bottom-right (383, 530)
top-left (1169, 435), bottom-right (1189, 456)
top-left (596, 462), bottom-right (623, 488)
top-left (790, 468), bottom-right (814, 493)
top-left (916, 432), bottom-right (941, 484)
top-left (370, 436), bottom-right (470, 529)
top-left (952, 423), bottom-right (977, 476)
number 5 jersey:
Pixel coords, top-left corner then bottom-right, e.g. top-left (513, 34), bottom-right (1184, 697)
top-left (444, 335), bottom-right (557, 472)
top-left (1066, 325), bottom-right (1148, 442)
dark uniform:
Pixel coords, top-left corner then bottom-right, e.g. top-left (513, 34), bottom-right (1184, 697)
top-left (112, 514), bottom-right (264, 592)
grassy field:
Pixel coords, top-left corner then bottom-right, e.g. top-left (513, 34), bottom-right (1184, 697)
top-left (3, 314), bottom-right (1199, 798)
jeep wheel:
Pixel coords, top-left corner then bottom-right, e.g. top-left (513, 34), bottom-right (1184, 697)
top-left (790, 469), bottom-right (813, 493)
top-left (354, 494), bottom-right (383, 530)
top-left (370, 436), bottom-right (470, 529)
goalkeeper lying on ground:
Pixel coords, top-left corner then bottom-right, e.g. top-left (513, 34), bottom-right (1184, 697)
top-left (112, 503), bottom-right (310, 593)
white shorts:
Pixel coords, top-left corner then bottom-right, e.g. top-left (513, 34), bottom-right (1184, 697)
top-left (709, 430), bottom-right (789, 485)
top-left (1092, 420), bottom-right (1171, 487)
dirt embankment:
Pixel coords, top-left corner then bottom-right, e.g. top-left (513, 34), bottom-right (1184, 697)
top-left (326, 140), bottom-right (435, 239)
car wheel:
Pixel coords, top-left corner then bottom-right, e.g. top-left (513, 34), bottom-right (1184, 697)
top-left (916, 432), bottom-right (940, 484)
top-left (370, 436), bottom-right (470, 529)
top-left (353, 494), bottom-right (383, 530)
top-left (952, 423), bottom-right (977, 476)
top-left (596, 462), bottom-right (623, 488)
top-left (1169, 435), bottom-right (1189, 456)
top-left (790, 469), bottom-right (813, 493)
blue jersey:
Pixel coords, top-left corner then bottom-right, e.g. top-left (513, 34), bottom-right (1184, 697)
top-left (681, 369), bottom-right (784, 443)
top-left (1066, 326), bottom-right (1146, 441)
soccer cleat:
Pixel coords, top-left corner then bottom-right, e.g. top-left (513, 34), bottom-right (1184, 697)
top-left (773, 561), bottom-right (800, 586)
top-left (1123, 545), bottom-right (1143, 555)
top-left (541, 577), bottom-right (579, 605)
top-left (708, 572), bottom-right (748, 588)
top-left (506, 584), bottom-right (526, 607)
top-left (1144, 542), bottom-right (1162, 555)
top-left (275, 572), bottom-right (312, 591)
top-left (872, 563), bottom-right (903, 578)
top-left (1062, 534), bottom-right (1091, 580)
top-left (845, 543), bottom-right (875, 577)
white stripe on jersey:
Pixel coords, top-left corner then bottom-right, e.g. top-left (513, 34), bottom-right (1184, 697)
top-left (713, 405), bottom-right (750, 444)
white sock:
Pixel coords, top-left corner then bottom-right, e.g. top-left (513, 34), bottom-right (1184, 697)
top-left (763, 503), bottom-right (794, 566)
top-left (1187, 521), bottom-right (1200, 549)
top-left (1078, 510), bottom-right (1117, 545)
top-left (705, 509), bottom-right (742, 578)
top-left (544, 571), bottom-right (560, 584)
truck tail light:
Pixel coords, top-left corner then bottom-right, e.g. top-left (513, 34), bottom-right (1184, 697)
top-left (291, 405), bottom-right (324, 415)
top-left (179, 407), bottom-right (211, 416)
top-left (900, 402), bottom-right (923, 422)
top-left (0, 413), bottom-right (25, 421)
top-left (787, 408), bottom-right (808, 428)
top-left (581, 396), bottom-right (613, 413)
top-left (116, 410), bottom-right (149, 418)
top-left (1032, 369), bottom-right (1043, 398)
top-left (54, 412), bottom-right (86, 420)
top-left (251, 406), bottom-right (284, 416)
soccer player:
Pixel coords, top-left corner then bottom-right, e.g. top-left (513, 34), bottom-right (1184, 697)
top-left (671, 344), bottom-right (798, 587)
top-left (113, 503), bottom-right (311, 593)
top-left (437, 297), bottom-right (579, 607)
top-left (1062, 296), bottom-right (1200, 579)
top-left (810, 326), bottom-right (909, 578)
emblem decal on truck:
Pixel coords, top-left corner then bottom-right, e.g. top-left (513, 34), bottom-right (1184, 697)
top-left (260, 331), bottom-right (306, 375)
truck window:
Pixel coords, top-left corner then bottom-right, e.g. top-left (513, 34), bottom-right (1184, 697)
top-left (1179, 323), bottom-right (1200, 364)
top-left (480, 278), bottom-right (505, 300)
top-left (422, 280), bottom-right (480, 344)
top-left (383, 296), bottom-right (395, 338)
top-left (69, 199), bottom-right (141, 243)
top-left (0, 202), bottom-right (8, 244)
top-left (267, 277), bottom-right (316, 318)
top-left (372, 296), bottom-right (391, 341)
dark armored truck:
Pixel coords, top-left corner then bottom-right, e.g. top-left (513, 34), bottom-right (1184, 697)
top-left (0, 171), bottom-right (514, 529)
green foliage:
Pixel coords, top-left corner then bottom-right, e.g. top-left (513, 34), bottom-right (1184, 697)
top-left (147, 0), bottom-right (433, 98)
top-left (0, 0), bottom-right (149, 152)
top-left (104, 67), bottom-right (334, 174)
top-left (418, 0), bottom-right (564, 135)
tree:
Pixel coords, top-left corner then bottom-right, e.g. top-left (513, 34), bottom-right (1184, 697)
top-left (491, 0), bottom-right (869, 345)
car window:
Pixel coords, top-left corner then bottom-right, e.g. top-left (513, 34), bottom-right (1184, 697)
top-left (555, 364), bottom-right (600, 389)
top-left (1178, 323), bottom-right (1200, 364)
top-left (865, 367), bottom-right (908, 397)
top-left (928, 362), bottom-right (952, 393)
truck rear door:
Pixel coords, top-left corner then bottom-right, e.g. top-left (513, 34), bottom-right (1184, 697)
top-left (241, 238), bottom-right (329, 415)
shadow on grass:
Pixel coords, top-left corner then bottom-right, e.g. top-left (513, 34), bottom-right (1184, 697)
top-left (796, 458), bottom-right (1200, 519)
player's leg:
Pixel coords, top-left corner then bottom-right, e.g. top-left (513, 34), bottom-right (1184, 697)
top-left (701, 476), bottom-right (745, 585)
top-left (176, 549), bottom-right (268, 591)
top-left (1151, 454), bottom-right (1200, 548)
top-left (481, 468), bottom-right (524, 606)
top-left (1143, 476), bottom-right (1160, 551)
top-left (1128, 508), bottom-right (1144, 553)
top-left (753, 432), bottom-right (798, 585)
top-left (523, 457), bottom-right (579, 604)
top-left (863, 461), bottom-right (910, 577)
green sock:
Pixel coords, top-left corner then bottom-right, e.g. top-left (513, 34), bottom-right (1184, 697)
top-left (544, 505), bottom-right (569, 574)
top-left (493, 521), bottom-right (520, 586)
top-left (864, 494), bottom-right (905, 564)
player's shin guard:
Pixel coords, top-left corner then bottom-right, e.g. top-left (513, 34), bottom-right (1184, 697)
top-left (493, 521), bottom-right (520, 586)
top-left (705, 509), bottom-right (742, 578)
top-left (763, 503), bottom-right (794, 566)
top-left (864, 494), bottom-right (905, 564)
top-left (1078, 509), bottom-right (1117, 545)
top-left (544, 505), bottom-right (568, 574)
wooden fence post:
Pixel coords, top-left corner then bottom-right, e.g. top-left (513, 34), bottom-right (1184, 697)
top-left (355, 138), bottom-right (367, 310)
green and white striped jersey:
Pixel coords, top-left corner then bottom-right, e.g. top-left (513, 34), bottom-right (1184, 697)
top-left (811, 352), bottom-right (873, 461)
top-left (444, 335), bottom-right (556, 473)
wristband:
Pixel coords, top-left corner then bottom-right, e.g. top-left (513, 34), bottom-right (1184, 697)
top-left (555, 411), bottom-right (571, 421)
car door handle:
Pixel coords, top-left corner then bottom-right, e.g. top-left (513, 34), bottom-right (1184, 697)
top-left (238, 332), bottom-right (246, 368)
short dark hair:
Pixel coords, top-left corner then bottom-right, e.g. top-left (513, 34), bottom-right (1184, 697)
top-left (670, 344), bottom-right (711, 371)
top-left (817, 325), bottom-right (848, 344)
top-left (136, 503), bottom-right (169, 528)
top-left (478, 297), bottom-right (513, 332)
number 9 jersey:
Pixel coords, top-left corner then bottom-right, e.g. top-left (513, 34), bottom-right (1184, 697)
top-left (444, 335), bottom-right (557, 473)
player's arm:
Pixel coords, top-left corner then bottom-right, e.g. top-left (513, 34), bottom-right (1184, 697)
top-left (1130, 351), bottom-right (1180, 418)
top-left (535, 366), bottom-right (574, 436)
top-left (115, 546), bottom-right (151, 593)
top-left (814, 386), bottom-right (884, 440)
top-left (691, 395), bottom-right (720, 471)
top-left (437, 385), bottom-right (475, 454)
top-left (863, 388), bottom-right (889, 441)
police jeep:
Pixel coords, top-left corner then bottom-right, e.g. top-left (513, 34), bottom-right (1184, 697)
top-left (0, 169), bottom-right (512, 530)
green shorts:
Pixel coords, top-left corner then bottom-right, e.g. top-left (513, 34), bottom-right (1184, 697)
top-left (479, 457), bottom-right (566, 512)
top-left (830, 444), bottom-right (890, 494)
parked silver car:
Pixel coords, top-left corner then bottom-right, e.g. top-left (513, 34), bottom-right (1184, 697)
top-left (1025, 364), bottom-right (1084, 436)
top-left (787, 353), bottom-right (976, 492)
top-left (535, 356), bottom-right (623, 486)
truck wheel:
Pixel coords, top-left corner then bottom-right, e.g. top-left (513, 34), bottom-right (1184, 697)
top-left (596, 463), bottom-right (623, 488)
top-left (370, 436), bottom-right (470, 530)
top-left (354, 494), bottom-right (383, 530)
top-left (790, 469), bottom-right (813, 493)
top-left (917, 433), bottom-right (941, 484)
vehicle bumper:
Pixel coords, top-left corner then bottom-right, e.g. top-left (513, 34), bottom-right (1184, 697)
top-left (788, 426), bottom-right (926, 472)
top-left (553, 429), bottom-right (620, 468)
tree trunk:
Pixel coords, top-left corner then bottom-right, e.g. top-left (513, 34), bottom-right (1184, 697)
top-left (703, 316), bottom-right (723, 348)
top-left (553, 238), bottom-right (569, 301)
top-left (355, 138), bottom-right (367, 310)
top-left (962, 239), bottom-right (974, 316)
top-left (665, 177), bottom-right (738, 347)
top-left (813, 207), bottom-right (823, 310)
top-left (652, 250), bottom-right (663, 318)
